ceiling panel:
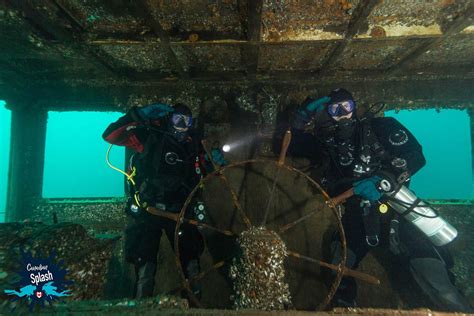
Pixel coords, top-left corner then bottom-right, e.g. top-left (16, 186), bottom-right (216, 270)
top-left (261, 0), bottom-right (360, 41)
top-left (258, 42), bottom-right (335, 71)
top-left (98, 43), bottom-right (174, 72)
top-left (172, 43), bottom-right (243, 72)
top-left (337, 38), bottom-right (419, 70)
top-left (148, 0), bottom-right (245, 41)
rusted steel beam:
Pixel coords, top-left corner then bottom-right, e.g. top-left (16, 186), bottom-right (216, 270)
top-left (6, 0), bottom-right (120, 78)
top-left (242, 0), bottom-right (263, 78)
top-left (52, 0), bottom-right (86, 31)
top-left (387, 3), bottom-right (474, 75)
top-left (127, 0), bottom-right (188, 79)
top-left (320, 0), bottom-right (382, 73)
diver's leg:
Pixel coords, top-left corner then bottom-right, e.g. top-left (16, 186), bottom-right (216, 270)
top-left (165, 219), bottom-right (205, 298)
top-left (135, 261), bottom-right (157, 298)
top-left (125, 218), bottom-right (161, 298)
top-left (400, 222), bottom-right (473, 312)
top-left (329, 208), bottom-right (370, 308)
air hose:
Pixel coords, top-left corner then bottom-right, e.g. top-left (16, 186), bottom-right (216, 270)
top-left (105, 144), bottom-right (141, 207)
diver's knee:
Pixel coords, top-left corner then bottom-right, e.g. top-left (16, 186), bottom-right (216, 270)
top-left (410, 257), bottom-right (472, 312)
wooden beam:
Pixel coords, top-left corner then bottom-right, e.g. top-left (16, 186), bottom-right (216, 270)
top-left (319, 0), bottom-right (382, 73)
top-left (386, 3), bottom-right (474, 75)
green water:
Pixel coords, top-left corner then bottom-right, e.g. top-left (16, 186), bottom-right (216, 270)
top-left (1, 107), bottom-right (473, 222)
top-left (43, 111), bottom-right (125, 198)
top-left (0, 101), bottom-right (9, 222)
top-left (385, 109), bottom-right (472, 200)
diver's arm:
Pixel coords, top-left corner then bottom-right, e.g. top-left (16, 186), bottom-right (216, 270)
top-left (273, 97), bottom-right (329, 160)
top-left (373, 117), bottom-right (426, 180)
top-left (102, 107), bottom-right (152, 152)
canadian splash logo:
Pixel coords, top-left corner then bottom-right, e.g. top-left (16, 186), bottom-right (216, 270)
top-left (4, 250), bottom-right (73, 310)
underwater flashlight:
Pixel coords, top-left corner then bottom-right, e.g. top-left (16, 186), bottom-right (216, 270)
top-left (222, 144), bottom-right (231, 152)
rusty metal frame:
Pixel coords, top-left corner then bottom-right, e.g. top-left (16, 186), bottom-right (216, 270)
top-left (386, 2), bottom-right (474, 75)
top-left (319, 0), bottom-right (383, 73)
top-left (171, 158), bottom-right (348, 310)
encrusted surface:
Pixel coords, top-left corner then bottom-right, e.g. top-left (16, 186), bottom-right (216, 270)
top-left (148, 0), bottom-right (244, 41)
top-left (0, 223), bottom-right (119, 306)
top-left (261, 0), bottom-right (359, 41)
top-left (56, 0), bottom-right (147, 35)
top-left (230, 226), bottom-right (291, 310)
top-left (98, 43), bottom-right (174, 72)
top-left (2, 0), bottom-right (474, 96)
top-left (31, 201), bottom-right (127, 232)
top-left (337, 38), bottom-right (417, 70)
top-left (172, 43), bottom-right (244, 72)
top-left (406, 35), bottom-right (474, 70)
top-left (258, 42), bottom-right (335, 71)
top-left (365, 0), bottom-right (472, 37)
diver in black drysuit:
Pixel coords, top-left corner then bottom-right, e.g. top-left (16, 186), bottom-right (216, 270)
top-left (103, 103), bottom-right (225, 299)
top-left (277, 88), bottom-right (472, 312)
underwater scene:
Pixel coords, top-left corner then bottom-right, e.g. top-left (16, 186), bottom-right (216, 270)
top-left (1, 1), bottom-right (474, 315)
top-left (1, 99), bottom-right (474, 314)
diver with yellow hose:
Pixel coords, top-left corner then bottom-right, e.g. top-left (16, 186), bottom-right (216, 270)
top-left (103, 103), bottom-right (226, 299)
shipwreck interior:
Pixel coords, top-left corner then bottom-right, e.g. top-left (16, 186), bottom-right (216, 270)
top-left (0, 0), bottom-right (473, 314)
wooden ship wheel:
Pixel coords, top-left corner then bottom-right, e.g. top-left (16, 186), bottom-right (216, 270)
top-left (146, 130), bottom-right (380, 311)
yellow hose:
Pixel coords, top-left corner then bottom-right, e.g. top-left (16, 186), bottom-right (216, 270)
top-left (106, 144), bottom-right (135, 185)
top-left (106, 144), bottom-right (141, 206)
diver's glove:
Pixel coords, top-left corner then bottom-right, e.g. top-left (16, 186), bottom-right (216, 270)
top-left (353, 176), bottom-right (382, 201)
top-left (137, 103), bottom-right (174, 120)
top-left (389, 218), bottom-right (401, 255)
top-left (290, 96), bottom-right (331, 129)
top-left (305, 96), bottom-right (331, 113)
top-left (206, 148), bottom-right (228, 167)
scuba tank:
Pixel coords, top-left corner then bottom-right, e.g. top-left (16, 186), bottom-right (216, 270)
top-left (379, 175), bottom-right (457, 247)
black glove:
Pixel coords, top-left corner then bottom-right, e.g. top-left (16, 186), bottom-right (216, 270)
top-left (137, 103), bottom-right (174, 120)
top-left (389, 219), bottom-right (401, 255)
top-left (290, 96), bottom-right (331, 129)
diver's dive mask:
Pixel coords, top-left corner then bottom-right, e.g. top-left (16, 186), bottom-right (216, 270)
top-left (327, 100), bottom-right (355, 117)
top-left (169, 113), bottom-right (192, 142)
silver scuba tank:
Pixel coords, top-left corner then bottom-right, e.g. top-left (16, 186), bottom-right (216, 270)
top-left (379, 179), bottom-right (457, 247)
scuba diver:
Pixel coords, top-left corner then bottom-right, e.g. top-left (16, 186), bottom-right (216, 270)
top-left (103, 103), bottom-right (226, 299)
top-left (278, 88), bottom-right (472, 312)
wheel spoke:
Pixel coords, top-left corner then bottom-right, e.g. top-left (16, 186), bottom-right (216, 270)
top-left (201, 139), bottom-right (252, 228)
top-left (146, 206), bottom-right (235, 236)
top-left (218, 173), bottom-right (252, 228)
top-left (287, 250), bottom-right (380, 285)
top-left (168, 260), bottom-right (228, 294)
top-left (279, 208), bottom-right (321, 233)
top-left (189, 260), bottom-right (226, 284)
top-left (261, 167), bottom-right (282, 226)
